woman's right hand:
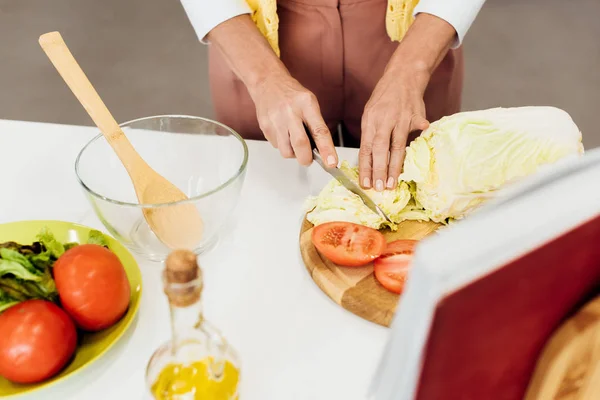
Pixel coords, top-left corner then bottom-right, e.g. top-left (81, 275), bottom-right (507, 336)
top-left (248, 73), bottom-right (338, 167)
top-left (206, 15), bottom-right (337, 167)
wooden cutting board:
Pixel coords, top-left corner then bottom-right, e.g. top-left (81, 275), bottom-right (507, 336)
top-left (524, 294), bottom-right (600, 400)
top-left (299, 217), bottom-right (441, 327)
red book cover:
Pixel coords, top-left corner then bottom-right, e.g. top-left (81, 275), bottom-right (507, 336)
top-left (415, 215), bottom-right (600, 400)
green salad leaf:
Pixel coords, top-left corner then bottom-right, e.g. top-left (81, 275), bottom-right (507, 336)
top-left (64, 242), bottom-right (79, 251)
top-left (0, 288), bottom-right (20, 313)
top-left (29, 250), bottom-right (54, 271)
top-left (36, 227), bottom-right (65, 258)
top-left (0, 228), bottom-right (66, 309)
top-left (87, 230), bottom-right (109, 248)
top-left (0, 277), bottom-right (34, 301)
top-left (0, 249), bottom-right (42, 282)
top-left (0, 226), bottom-right (113, 313)
top-left (0, 248), bottom-right (36, 272)
top-left (0, 241), bottom-right (43, 255)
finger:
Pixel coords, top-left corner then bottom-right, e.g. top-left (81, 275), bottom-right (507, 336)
top-left (371, 124), bottom-right (393, 192)
top-left (265, 130), bottom-right (279, 149)
top-left (289, 117), bottom-right (312, 166)
top-left (259, 119), bottom-right (278, 149)
top-left (273, 121), bottom-right (294, 158)
top-left (387, 125), bottom-right (409, 189)
top-left (278, 136), bottom-right (295, 159)
top-left (410, 114), bottom-right (430, 132)
top-left (302, 94), bottom-right (338, 167)
top-left (359, 115), bottom-right (376, 189)
top-left (276, 128), bottom-right (294, 158)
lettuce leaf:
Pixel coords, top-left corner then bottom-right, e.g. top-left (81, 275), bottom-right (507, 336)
top-left (87, 230), bottom-right (109, 248)
top-left (36, 227), bottom-right (65, 258)
top-left (0, 288), bottom-right (20, 313)
top-left (0, 259), bottom-right (42, 283)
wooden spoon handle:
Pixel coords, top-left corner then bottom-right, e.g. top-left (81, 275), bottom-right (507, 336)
top-left (39, 31), bottom-right (145, 181)
top-left (39, 32), bottom-right (125, 142)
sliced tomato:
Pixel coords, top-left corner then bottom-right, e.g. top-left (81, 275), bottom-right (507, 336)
top-left (312, 222), bottom-right (386, 267)
top-left (373, 240), bottom-right (418, 294)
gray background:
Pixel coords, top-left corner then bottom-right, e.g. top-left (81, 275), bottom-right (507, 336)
top-left (1, 0), bottom-right (598, 148)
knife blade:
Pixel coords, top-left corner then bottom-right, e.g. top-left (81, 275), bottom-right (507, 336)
top-left (304, 124), bottom-right (392, 223)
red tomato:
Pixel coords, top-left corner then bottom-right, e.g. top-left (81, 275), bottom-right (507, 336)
top-left (312, 222), bottom-right (387, 267)
top-left (373, 240), bottom-right (418, 294)
top-left (53, 244), bottom-right (130, 331)
top-left (0, 300), bottom-right (77, 384)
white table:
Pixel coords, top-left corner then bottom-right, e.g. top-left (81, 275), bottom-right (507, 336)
top-left (0, 119), bottom-right (389, 400)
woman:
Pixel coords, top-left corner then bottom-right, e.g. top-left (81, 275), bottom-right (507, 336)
top-left (180, 0), bottom-right (486, 191)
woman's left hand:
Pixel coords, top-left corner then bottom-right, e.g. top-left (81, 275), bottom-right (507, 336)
top-left (358, 11), bottom-right (459, 191)
top-left (359, 65), bottom-right (430, 191)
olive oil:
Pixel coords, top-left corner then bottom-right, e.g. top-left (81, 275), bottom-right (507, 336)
top-left (151, 358), bottom-right (239, 399)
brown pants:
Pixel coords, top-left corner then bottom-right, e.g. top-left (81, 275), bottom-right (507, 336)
top-left (208, 0), bottom-right (464, 147)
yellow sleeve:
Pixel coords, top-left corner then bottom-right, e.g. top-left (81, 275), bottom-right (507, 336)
top-left (246, 0), bottom-right (415, 55)
top-left (245, 0), bottom-right (280, 57)
top-left (386, 0), bottom-right (420, 42)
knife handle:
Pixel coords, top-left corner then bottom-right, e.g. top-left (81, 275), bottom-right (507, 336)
top-left (303, 123), bottom-right (325, 167)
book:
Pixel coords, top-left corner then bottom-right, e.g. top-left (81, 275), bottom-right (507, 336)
top-left (369, 147), bottom-right (600, 400)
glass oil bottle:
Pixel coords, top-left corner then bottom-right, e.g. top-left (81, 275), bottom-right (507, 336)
top-left (146, 250), bottom-right (241, 399)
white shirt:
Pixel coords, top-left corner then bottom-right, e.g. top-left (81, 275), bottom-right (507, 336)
top-left (180, 0), bottom-right (486, 49)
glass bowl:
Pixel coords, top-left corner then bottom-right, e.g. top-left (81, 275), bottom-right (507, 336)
top-left (75, 115), bottom-right (248, 262)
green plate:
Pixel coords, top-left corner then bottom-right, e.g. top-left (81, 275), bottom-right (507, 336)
top-left (0, 220), bottom-right (143, 397)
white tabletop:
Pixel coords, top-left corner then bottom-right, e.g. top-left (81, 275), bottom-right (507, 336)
top-left (0, 119), bottom-right (388, 400)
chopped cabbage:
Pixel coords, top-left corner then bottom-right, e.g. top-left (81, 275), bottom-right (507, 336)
top-left (400, 106), bottom-right (584, 222)
top-left (305, 161), bottom-right (412, 230)
top-left (306, 106), bottom-right (584, 229)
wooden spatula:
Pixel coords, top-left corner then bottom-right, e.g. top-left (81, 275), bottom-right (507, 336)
top-left (39, 31), bottom-right (203, 250)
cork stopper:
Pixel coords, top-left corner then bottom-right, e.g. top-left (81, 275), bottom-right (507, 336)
top-left (164, 249), bottom-right (202, 307)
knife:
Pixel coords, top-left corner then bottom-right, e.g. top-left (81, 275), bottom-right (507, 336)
top-left (304, 124), bottom-right (392, 223)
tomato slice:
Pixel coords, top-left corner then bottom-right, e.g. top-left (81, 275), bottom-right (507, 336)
top-left (373, 240), bottom-right (418, 294)
top-left (311, 222), bottom-right (387, 267)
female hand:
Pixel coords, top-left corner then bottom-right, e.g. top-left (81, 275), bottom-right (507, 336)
top-left (358, 12), bottom-right (459, 191)
top-left (206, 15), bottom-right (338, 168)
top-left (359, 67), bottom-right (430, 191)
top-left (249, 72), bottom-right (338, 167)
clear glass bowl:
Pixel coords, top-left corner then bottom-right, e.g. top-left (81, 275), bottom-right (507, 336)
top-left (75, 115), bottom-right (248, 262)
